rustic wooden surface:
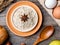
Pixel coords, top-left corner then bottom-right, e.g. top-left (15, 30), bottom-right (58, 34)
top-left (0, 0), bottom-right (60, 45)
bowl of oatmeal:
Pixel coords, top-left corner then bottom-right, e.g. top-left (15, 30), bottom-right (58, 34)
top-left (11, 5), bottom-right (38, 32)
top-left (6, 1), bottom-right (42, 36)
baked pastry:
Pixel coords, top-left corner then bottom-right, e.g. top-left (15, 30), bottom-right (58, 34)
top-left (0, 25), bottom-right (8, 44)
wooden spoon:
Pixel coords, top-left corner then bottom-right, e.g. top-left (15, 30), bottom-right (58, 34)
top-left (33, 26), bottom-right (54, 45)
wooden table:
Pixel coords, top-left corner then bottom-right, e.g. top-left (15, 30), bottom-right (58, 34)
top-left (0, 0), bottom-right (60, 45)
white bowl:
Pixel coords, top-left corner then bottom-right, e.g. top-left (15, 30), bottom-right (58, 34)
top-left (11, 5), bottom-right (38, 32)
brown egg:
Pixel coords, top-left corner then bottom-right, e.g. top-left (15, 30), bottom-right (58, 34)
top-left (53, 6), bottom-right (60, 19)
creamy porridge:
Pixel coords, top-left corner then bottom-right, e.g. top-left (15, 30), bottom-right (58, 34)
top-left (11, 5), bottom-right (38, 32)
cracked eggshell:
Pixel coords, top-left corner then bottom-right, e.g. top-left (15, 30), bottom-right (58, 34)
top-left (45, 0), bottom-right (57, 9)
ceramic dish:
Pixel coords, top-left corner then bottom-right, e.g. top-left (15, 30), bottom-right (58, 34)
top-left (11, 5), bottom-right (38, 32)
top-left (6, 1), bottom-right (42, 37)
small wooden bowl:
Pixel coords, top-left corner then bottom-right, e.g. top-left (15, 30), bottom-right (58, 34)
top-left (6, 1), bottom-right (42, 37)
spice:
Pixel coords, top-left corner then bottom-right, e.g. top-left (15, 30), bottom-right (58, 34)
top-left (21, 14), bottom-right (29, 22)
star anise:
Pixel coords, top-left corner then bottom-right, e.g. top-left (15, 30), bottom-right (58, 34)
top-left (21, 14), bottom-right (29, 22)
